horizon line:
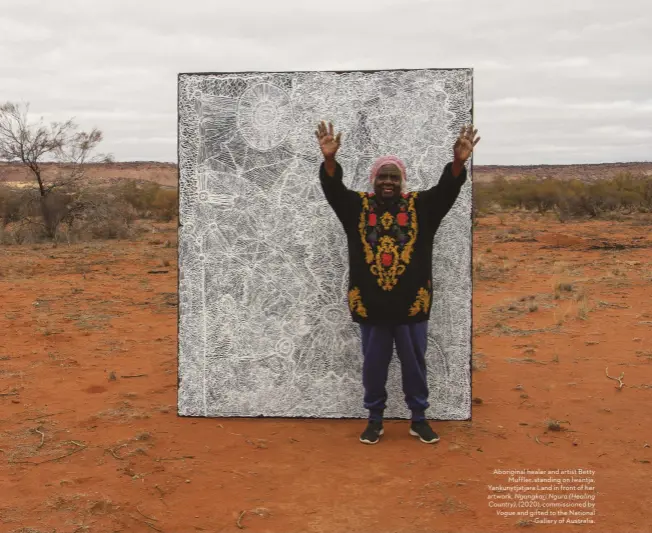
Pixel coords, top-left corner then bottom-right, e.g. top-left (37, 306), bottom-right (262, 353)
top-left (2, 160), bottom-right (651, 167)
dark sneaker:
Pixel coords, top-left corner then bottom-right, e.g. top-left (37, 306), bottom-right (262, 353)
top-left (359, 420), bottom-right (384, 444)
top-left (409, 420), bottom-right (440, 443)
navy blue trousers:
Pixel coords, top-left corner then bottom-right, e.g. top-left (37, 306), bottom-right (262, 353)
top-left (359, 321), bottom-right (430, 422)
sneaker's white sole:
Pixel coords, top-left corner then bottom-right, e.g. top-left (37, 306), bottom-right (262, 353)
top-left (360, 428), bottom-right (384, 444)
top-left (409, 428), bottom-right (440, 443)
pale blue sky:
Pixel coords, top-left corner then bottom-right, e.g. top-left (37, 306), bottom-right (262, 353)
top-left (1, 0), bottom-right (650, 164)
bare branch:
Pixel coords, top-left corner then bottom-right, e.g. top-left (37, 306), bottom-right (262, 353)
top-left (605, 367), bottom-right (625, 390)
top-left (0, 101), bottom-right (108, 239)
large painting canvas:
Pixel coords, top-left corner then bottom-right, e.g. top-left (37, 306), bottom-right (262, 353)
top-left (177, 69), bottom-right (473, 419)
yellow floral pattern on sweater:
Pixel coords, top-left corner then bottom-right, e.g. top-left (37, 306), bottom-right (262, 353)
top-left (358, 192), bottom-right (419, 291)
top-left (348, 287), bottom-right (368, 318)
top-left (408, 287), bottom-right (431, 316)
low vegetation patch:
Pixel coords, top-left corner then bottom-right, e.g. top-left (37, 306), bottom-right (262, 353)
top-left (474, 172), bottom-right (652, 220)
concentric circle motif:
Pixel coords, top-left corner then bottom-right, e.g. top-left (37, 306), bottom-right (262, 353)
top-left (275, 337), bottom-right (295, 357)
top-left (236, 83), bottom-right (293, 151)
top-left (322, 305), bottom-right (346, 325)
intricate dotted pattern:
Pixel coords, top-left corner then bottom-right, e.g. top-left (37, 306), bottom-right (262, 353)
top-left (237, 82), bottom-right (293, 151)
top-left (178, 70), bottom-right (473, 419)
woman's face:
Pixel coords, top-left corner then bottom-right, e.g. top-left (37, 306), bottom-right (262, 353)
top-left (374, 164), bottom-right (402, 200)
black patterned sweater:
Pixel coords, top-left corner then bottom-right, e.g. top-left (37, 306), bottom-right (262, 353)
top-left (319, 160), bottom-right (467, 325)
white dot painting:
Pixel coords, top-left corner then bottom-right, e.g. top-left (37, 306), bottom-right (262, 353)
top-left (177, 69), bottom-right (473, 419)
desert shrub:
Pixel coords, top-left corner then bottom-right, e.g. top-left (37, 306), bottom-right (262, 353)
top-left (40, 189), bottom-right (75, 235)
top-left (473, 179), bottom-right (506, 215)
top-left (475, 171), bottom-right (652, 219)
top-left (110, 180), bottom-right (177, 221)
top-left (472, 183), bottom-right (494, 216)
top-left (0, 184), bottom-right (25, 227)
top-left (151, 188), bottom-right (178, 222)
top-left (515, 177), bottom-right (560, 213)
top-left (0, 183), bottom-right (143, 243)
top-left (1, 221), bottom-right (49, 244)
top-left (61, 188), bottom-right (138, 241)
top-left (0, 184), bottom-right (79, 240)
top-left (114, 180), bottom-right (158, 214)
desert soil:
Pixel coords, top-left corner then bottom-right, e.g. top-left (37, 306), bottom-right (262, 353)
top-left (1, 212), bottom-right (651, 533)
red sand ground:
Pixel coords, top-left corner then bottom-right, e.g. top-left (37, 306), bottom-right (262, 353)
top-left (1, 212), bottom-right (651, 533)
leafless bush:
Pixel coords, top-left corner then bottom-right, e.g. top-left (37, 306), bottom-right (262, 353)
top-left (61, 189), bottom-right (139, 242)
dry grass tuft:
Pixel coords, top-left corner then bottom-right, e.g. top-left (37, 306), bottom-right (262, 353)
top-left (545, 419), bottom-right (570, 432)
top-left (89, 498), bottom-right (118, 515)
top-left (472, 352), bottom-right (487, 371)
top-left (576, 291), bottom-right (591, 320)
top-left (553, 279), bottom-right (574, 299)
top-left (46, 494), bottom-right (81, 511)
top-left (473, 253), bottom-right (517, 282)
top-left (506, 357), bottom-right (546, 365)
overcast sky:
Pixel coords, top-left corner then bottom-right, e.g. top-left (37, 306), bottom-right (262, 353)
top-left (1, 0), bottom-right (650, 165)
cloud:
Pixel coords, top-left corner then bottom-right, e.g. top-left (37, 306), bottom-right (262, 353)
top-left (479, 98), bottom-right (652, 113)
top-left (0, 0), bottom-right (651, 163)
top-left (113, 136), bottom-right (177, 146)
top-left (478, 97), bottom-right (559, 108)
top-left (474, 61), bottom-right (514, 71)
top-left (540, 57), bottom-right (592, 69)
top-left (586, 125), bottom-right (652, 139)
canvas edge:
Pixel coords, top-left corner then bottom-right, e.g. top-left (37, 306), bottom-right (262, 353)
top-left (176, 68), bottom-right (475, 420)
top-left (468, 66), bottom-right (474, 421)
